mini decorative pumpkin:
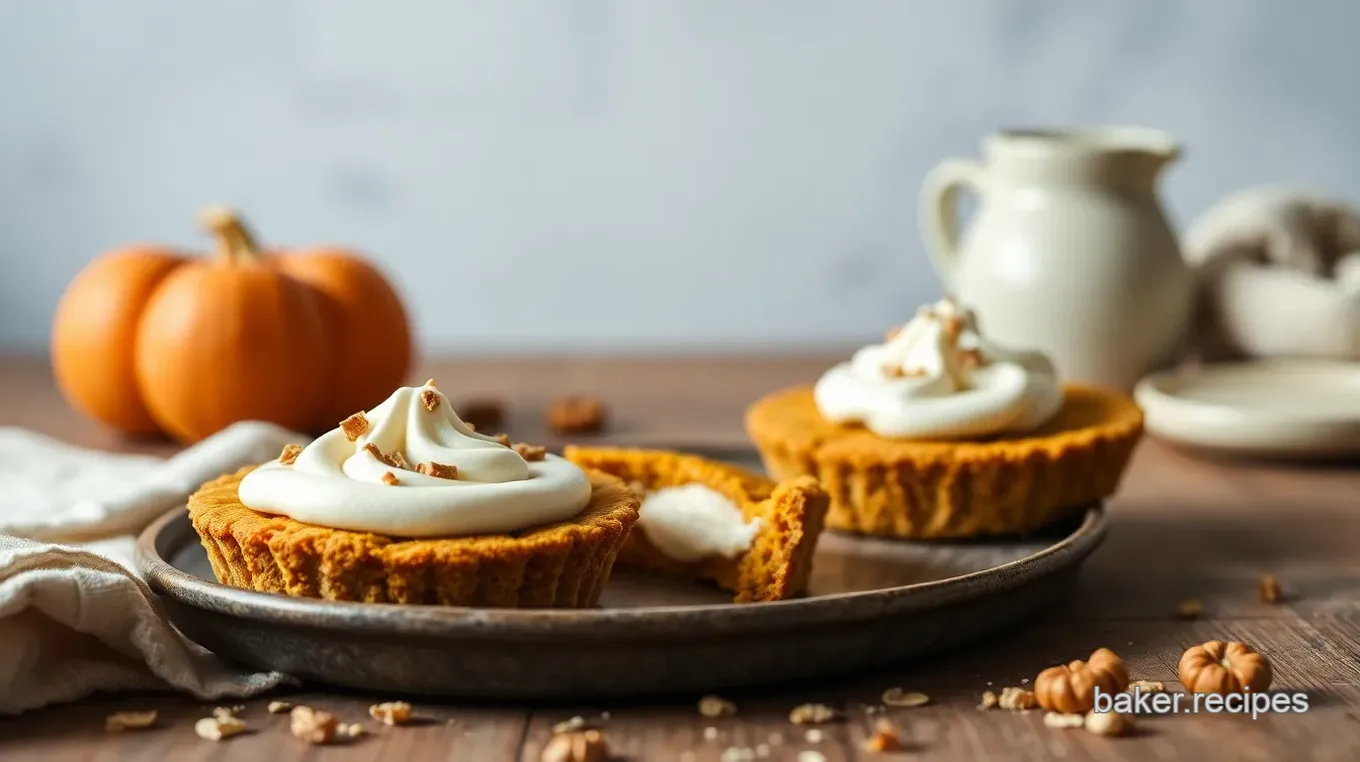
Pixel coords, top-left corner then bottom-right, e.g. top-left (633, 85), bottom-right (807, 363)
top-left (1178, 640), bottom-right (1272, 694)
top-left (1034, 647), bottom-right (1130, 714)
top-left (52, 207), bottom-right (412, 443)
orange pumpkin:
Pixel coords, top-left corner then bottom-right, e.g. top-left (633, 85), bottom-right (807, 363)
top-left (52, 207), bottom-right (413, 443)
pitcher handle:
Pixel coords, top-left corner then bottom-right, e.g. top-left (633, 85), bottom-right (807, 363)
top-left (920, 158), bottom-right (988, 288)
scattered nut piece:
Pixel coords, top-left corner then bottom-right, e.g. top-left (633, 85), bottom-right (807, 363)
top-left (514, 442), bottom-right (548, 462)
top-left (416, 461), bottom-right (459, 480)
top-left (552, 716), bottom-right (590, 734)
top-left (1260, 574), bottom-right (1284, 604)
top-left (381, 471), bottom-right (400, 486)
top-left (340, 411), bottom-right (369, 441)
top-left (1085, 710), bottom-right (1132, 737)
top-left (1176, 598), bottom-right (1204, 619)
top-left (546, 396), bottom-right (606, 436)
top-left (541, 728), bottom-right (609, 762)
top-left (290, 705), bottom-right (338, 745)
top-left (278, 444), bottom-right (303, 465)
top-left (341, 723), bottom-right (366, 738)
top-left (797, 752), bottom-right (829, 762)
top-left (1128, 679), bottom-right (1165, 693)
top-left (788, 703), bottom-right (840, 724)
top-left (364, 442), bottom-right (409, 470)
top-left (495, 433), bottom-right (512, 447)
top-left (105, 710), bottom-right (157, 732)
top-left (1043, 712), bottom-right (1086, 729)
top-left (978, 690), bottom-right (998, 709)
top-left (424, 378), bottom-right (437, 388)
top-left (369, 701), bottom-right (414, 726)
top-left (458, 399), bottom-right (505, 431)
top-left (881, 688), bottom-right (929, 708)
top-left (212, 706), bottom-right (238, 721)
top-left (267, 700), bottom-right (294, 714)
top-left (194, 715), bottom-right (247, 741)
top-left (420, 388), bottom-right (441, 412)
top-left (862, 717), bottom-right (905, 753)
top-left (999, 686), bottom-right (1037, 711)
top-left (698, 695), bottom-right (737, 718)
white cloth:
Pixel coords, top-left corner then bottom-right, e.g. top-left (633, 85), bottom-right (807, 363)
top-left (0, 422), bottom-right (307, 715)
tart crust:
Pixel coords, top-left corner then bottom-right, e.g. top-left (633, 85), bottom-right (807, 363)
top-left (563, 446), bottom-right (829, 602)
top-left (745, 384), bottom-right (1143, 539)
top-left (186, 466), bottom-right (639, 608)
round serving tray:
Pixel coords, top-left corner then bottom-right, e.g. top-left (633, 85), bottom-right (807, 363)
top-left (136, 451), bottom-right (1106, 699)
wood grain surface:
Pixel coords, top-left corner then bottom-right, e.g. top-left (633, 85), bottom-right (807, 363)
top-left (3, 354), bottom-right (1359, 761)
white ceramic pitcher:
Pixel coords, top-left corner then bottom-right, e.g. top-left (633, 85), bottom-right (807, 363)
top-left (920, 127), bottom-right (1194, 391)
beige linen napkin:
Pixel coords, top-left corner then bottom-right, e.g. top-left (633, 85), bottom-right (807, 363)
top-left (0, 422), bottom-right (304, 715)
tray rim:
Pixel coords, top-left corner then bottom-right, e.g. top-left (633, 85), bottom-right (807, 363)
top-left (136, 503), bottom-right (1106, 639)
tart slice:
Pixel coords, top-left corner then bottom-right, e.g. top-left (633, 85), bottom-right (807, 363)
top-left (563, 446), bottom-right (829, 602)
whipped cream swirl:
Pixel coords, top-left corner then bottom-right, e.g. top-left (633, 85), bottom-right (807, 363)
top-left (238, 382), bottom-right (592, 537)
top-left (814, 298), bottom-right (1063, 439)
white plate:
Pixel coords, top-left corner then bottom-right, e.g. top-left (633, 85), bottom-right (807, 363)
top-left (1134, 360), bottom-right (1360, 459)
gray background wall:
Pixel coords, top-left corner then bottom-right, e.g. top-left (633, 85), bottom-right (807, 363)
top-left (2, 0), bottom-right (1357, 353)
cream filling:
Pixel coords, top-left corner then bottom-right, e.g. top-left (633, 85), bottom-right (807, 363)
top-left (637, 484), bottom-right (762, 563)
top-left (238, 383), bottom-right (591, 537)
top-left (814, 297), bottom-right (1063, 439)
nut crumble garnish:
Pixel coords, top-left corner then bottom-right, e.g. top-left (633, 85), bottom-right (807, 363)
top-left (364, 442), bottom-right (409, 470)
top-left (267, 700), bottom-right (294, 714)
top-left (1085, 709), bottom-right (1132, 737)
top-left (424, 378), bottom-right (437, 388)
top-left (381, 471), bottom-right (399, 486)
top-left (369, 701), bottom-right (413, 726)
top-left (788, 703), bottom-right (840, 724)
top-left (495, 433), bottom-right (512, 447)
top-left (421, 388), bottom-right (441, 412)
top-left (212, 706), bottom-right (238, 721)
top-left (998, 686), bottom-right (1037, 711)
top-left (1043, 711), bottom-right (1085, 729)
top-left (340, 411), bottom-right (369, 441)
top-left (278, 444), bottom-right (303, 465)
top-left (804, 728), bottom-right (824, 743)
top-left (1176, 598), bottom-right (1204, 619)
top-left (194, 715), bottom-right (247, 741)
top-left (553, 716), bottom-right (591, 734)
top-left (978, 690), bottom-right (998, 709)
top-left (541, 728), bottom-right (609, 762)
top-left (105, 710), bottom-right (157, 732)
top-left (698, 695), bottom-right (736, 718)
top-left (514, 442), bottom-right (547, 462)
top-left (416, 461), bottom-right (459, 480)
top-left (290, 705), bottom-right (338, 745)
top-left (546, 396), bottom-right (607, 436)
top-left (862, 717), bottom-right (905, 753)
top-left (1128, 679), bottom-right (1165, 693)
top-left (881, 688), bottom-right (929, 708)
top-left (1260, 574), bottom-right (1283, 604)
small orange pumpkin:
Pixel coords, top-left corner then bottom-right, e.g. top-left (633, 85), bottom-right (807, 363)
top-left (1178, 641), bottom-right (1272, 694)
top-left (52, 207), bottom-right (412, 443)
top-left (1034, 647), bottom-right (1131, 714)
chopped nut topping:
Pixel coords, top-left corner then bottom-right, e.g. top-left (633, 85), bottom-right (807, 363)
top-left (278, 444), bottom-right (303, 465)
top-left (341, 723), bottom-right (366, 737)
top-left (978, 690), bottom-right (998, 709)
top-left (1260, 574), bottom-right (1283, 604)
top-left (369, 701), bottom-right (413, 726)
top-left (552, 716), bottom-right (591, 734)
top-left (514, 442), bottom-right (547, 462)
top-left (290, 705), bottom-right (338, 745)
top-left (458, 399), bottom-right (505, 431)
top-left (1044, 712), bottom-right (1085, 729)
top-left (788, 703), bottom-right (840, 724)
top-left (495, 433), bottom-right (512, 447)
top-left (211, 706), bottom-right (238, 722)
top-left (364, 442), bottom-right (409, 470)
top-left (105, 710), bottom-right (157, 732)
top-left (698, 695), bottom-right (736, 718)
top-left (416, 461), bottom-right (459, 480)
top-left (340, 411), bottom-right (369, 442)
top-left (862, 717), bottom-right (905, 753)
top-left (1128, 679), bottom-right (1165, 693)
top-left (267, 700), bottom-right (294, 714)
top-left (381, 471), bottom-right (399, 486)
top-left (424, 378), bottom-right (437, 388)
top-left (881, 688), bottom-right (929, 708)
top-left (1176, 598), bottom-right (1204, 619)
top-left (541, 728), bottom-right (609, 762)
top-left (194, 715), bottom-right (247, 741)
top-left (1085, 710), bottom-right (1132, 737)
top-left (421, 388), bottom-right (441, 412)
top-left (546, 396), bottom-right (607, 436)
top-left (999, 686), bottom-right (1037, 711)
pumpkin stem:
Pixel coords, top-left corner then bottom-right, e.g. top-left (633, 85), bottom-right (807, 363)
top-left (198, 206), bottom-right (262, 263)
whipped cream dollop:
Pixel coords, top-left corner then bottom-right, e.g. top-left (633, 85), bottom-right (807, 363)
top-left (637, 484), bottom-right (761, 563)
top-left (238, 382), bottom-right (592, 537)
top-left (814, 298), bottom-right (1063, 440)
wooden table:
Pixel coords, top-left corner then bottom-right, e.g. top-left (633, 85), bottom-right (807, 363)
top-left (3, 355), bottom-right (1359, 761)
